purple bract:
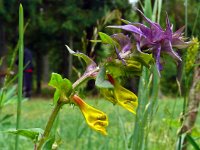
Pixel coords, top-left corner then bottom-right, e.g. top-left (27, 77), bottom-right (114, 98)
top-left (108, 9), bottom-right (190, 73)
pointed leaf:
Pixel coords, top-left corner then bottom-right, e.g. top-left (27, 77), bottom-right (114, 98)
top-left (186, 134), bottom-right (200, 150)
top-left (4, 128), bottom-right (44, 142)
top-left (121, 19), bottom-right (132, 24)
top-left (98, 32), bottom-right (118, 47)
top-left (49, 73), bottom-right (72, 104)
top-left (0, 114), bottom-right (13, 123)
top-left (133, 52), bottom-right (153, 67)
top-left (95, 67), bottom-right (114, 89)
top-left (107, 25), bottom-right (143, 36)
top-left (48, 73), bottom-right (63, 89)
top-left (66, 45), bottom-right (95, 66)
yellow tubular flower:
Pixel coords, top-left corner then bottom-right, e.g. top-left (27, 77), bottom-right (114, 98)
top-left (106, 74), bottom-right (138, 114)
top-left (114, 83), bottom-right (138, 114)
top-left (100, 89), bottom-right (117, 104)
top-left (72, 95), bottom-right (108, 135)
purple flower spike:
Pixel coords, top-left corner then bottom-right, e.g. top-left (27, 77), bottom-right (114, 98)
top-left (108, 9), bottom-right (190, 73)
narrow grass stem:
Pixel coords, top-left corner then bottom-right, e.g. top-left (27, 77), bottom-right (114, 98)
top-left (15, 4), bottom-right (24, 150)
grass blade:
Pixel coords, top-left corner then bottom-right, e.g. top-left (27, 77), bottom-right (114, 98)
top-left (186, 134), bottom-right (200, 150)
top-left (15, 4), bottom-right (24, 150)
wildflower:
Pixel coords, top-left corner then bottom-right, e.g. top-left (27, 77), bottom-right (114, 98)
top-left (101, 74), bottom-right (138, 114)
top-left (108, 9), bottom-right (190, 73)
top-left (71, 95), bottom-right (108, 135)
top-left (112, 33), bottom-right (132, 53)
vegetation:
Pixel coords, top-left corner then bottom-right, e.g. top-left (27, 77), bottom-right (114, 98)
top-left (0, 98), bottom-right (199, 150)
top-left (0, 0), bottom-right (199, 150)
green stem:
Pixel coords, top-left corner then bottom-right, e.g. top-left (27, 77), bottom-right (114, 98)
top-left (36, 102), bottom-right (64, 150)
top-left (36, 67), bottom-right (99, 149)
top-left (15, 4), bottom-right (24, 150)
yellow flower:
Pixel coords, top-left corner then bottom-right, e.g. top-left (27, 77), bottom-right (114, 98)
top-left (72, 95), bottom-right (108, 135)
top-left (114, 83), bottom-right (138, 114)
top-left (101, 74), bottom-right (138, 114)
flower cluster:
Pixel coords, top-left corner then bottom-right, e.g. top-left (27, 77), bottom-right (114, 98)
top-left (108, 9), bottom-right (190, 73)
top-left (50, 9), bottom-right (190, 136)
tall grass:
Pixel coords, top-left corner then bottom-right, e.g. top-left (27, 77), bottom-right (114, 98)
top-left (15, 4), bottom-right (24, 150)
top-left (130, 1), bottom-right (162, 149)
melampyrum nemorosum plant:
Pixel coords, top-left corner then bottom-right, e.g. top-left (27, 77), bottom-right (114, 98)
top-left (7, 5), bottom-right (192, 150)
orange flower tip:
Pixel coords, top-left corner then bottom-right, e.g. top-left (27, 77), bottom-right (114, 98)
top-left (72, 95), bottom-right (84, 107)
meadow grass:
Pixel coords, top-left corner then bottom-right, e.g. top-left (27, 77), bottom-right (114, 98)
top-left (0, 97), bottom-right (199, 150)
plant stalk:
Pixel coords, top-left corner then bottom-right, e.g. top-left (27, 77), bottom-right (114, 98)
top-left (36, 67), bottom-right (99, 149)
top-left (36, 102), bottom-right (64, 149)
top-left (15, 4), bottom-right (24, 150)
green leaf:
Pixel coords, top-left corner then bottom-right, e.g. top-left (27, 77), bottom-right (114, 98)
top-left (4, 128), bottom-right (44, 142)
top-left (121, 19), bottom-right (132, 24)
top-left (106, 59), bottom-right (142, 78)
top-left (98, 32), bottom-right (118, 47)
top-left (95, 66), bottom-right (114, 89)
top-left (186, 134), bottom-right (200, 150)
top-left (60, 78), bottom-right (73, 96)
top-left (133, 52), bottom-right (153, 68)
top-left (49, 73), bottom-right (72, 104)
top-left (0, 114), bottom-right (13, 123)
top-left (144, 0), bottom-right (152, 19)
top-left (48, 73), bottom-right (63, 89)
top-left (66, 45), bottom-right (95, 66)
top-left (42, 136), bottom-right (55, 150)
top-left (53, 90), bottom-right (61, 103)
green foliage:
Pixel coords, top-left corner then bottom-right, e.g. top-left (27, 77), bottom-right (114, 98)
top-left (186, 134), bottom-right (200, 150)
top-left (1, 98), bottom-right (199, 149)
top-left (160, 55), bottom-right (178, 95)
top-left (0, 85), bottom-right (18, 108)
top-left (42, 136), bottom-right (55, 150)
top-left (4, 128), bottom-right (44, 143)
top-left (15, 5), bottom-right (24, 149)
top-left (144, 0), bottom-right (152, 19)
top-left (1, 1), bottom-right (197, 149)
top-left (66, 45), bottom-right (95, 66)
top-left (132, 52), bottom-right (154, 68)
top-left (48, 73), bottom-right (72, 103)
top-left (106, 59), bottom-right (142, 78)
top-left (98, 32), bottom-right (118, 47)
top-left (95, 67), bottom-right (114, 89)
